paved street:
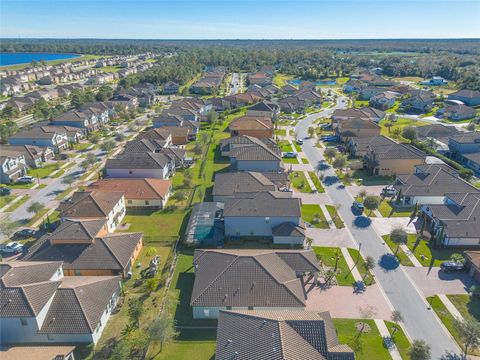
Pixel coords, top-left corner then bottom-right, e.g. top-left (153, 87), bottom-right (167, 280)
top-left (229, 72), bottom-right (241, 95)
top-left (295, 95), bottom-right (460, 358)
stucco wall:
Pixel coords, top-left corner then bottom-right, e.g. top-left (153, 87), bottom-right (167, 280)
top-left (236, 160), bottom-right (280, 172)
top-left (106, 168), bottom-right (168, 179)
top-left (225, 216), bottom-right (300, 237)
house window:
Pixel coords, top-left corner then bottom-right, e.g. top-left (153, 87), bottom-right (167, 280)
top-left (20, 318), bottom-right (28, 326)
top-left (129, 170), bottom-right (133, 174)
top-left (265, 217), bottom-right (270, 223)
top-left (47, 334), bottom-right (55, 340)
top-left (128, 200), bottom-right (132, 204)
top-left (145, 200), bottom-right (150, 205)
top-left (248, 306), bottom-right (254, 310)
top-left (74, 270), bottom-right (82, 276)
top-left (226, 306), bottom-right (232, 310)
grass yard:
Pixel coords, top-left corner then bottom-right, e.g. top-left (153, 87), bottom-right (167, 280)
top-left (4, 194), bottom-right (28, 212)
top-left (1, 182), bottom-right (35, 189)
top-left (406, 234), bottom-right (460, 267)
top-left (352, 169), bottom-right (395, 186)
top-left (428, 295), bottom-right (480, 356)
top-left (348, 248), bottom-right (375, 285)
top-left (72, 142), bottom-right (92, 151)
top-left (382, 235), bottom-right (414, 266)
top-left (289, 171), bottom-right (312, 193)
top-left (302, 205), bottom-right (329, 229)
top-left (123, 209), bottom-right (189, 238)
top-left (274, 129), bottom-right (287, 137)
top-left (308, 171), bottom-right (325, 193)
top-left (353, 100), bottom-right (370, 108)
top-left (293, 143), bottom-right (302, 152)
top-left (27, 163), bottom-right (62, 178)
top-left (378, 200), bottom-right (412, 218)
top-left (26, 208), bottom-right (50, 227)
top-left (154, 329), bottom-right (216, 360)
top-left (278, 140), bottom-right (293, 152)
top-left (447, 294), bottom-right (480, 322)
top-left (379, 118), bottom-right (429, 139)
top-left (0, 195), bottom-right (17, 209)
top-left (301, 158), bottom-right (309, 164)
top-left (273, 73), bottom-right (295, 87)
top-left (325, 204), bottom-right (344, 228)
top-left (313, 247), bottom-right (356, 286)
top-left (385, 321), bottom-right (411, 360)
top-left (333, 319), bottom-right (391, 360)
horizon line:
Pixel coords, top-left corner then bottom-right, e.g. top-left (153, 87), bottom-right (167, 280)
top-left (1, 37), bottom-right (480, 41)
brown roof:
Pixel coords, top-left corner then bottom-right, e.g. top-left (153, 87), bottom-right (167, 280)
top-left (229, 116), bottom-right (273, 131)
top-left (465, 251), bottom-right (480, 269)
top-left (59, 190), bottom-right (124, 219)
top-left (90, 178), bottom-right (172, 200)
top-left (1, 346), bottom-right (75, 360)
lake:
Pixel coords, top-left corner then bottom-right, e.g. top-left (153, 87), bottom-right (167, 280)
top-left (288, 79), bottom-right (337, 86)
top-left (0, 52), bottom-right (80, 66)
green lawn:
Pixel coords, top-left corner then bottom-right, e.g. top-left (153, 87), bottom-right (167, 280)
top-left (26, 208), bottom-right (50, 227)
top-left (353, 100), bottom-right (370, 108)
top-left (0, 195), bottom-right (16, 209)
top-left (347, 248), bottom-right (375, 285)
top-left (379, 118), bottom-right (429, 139)
top-left (382, 235), bottom-right (414, 266)
top-left (406, 235), bottom-right (460, 267)
top-left (378, 200), bottom-right (412, 218)
top-left (283, 157), bottom-right (299, 164)
top-left (27, 163), bottom-right (61, 178)
top-left (4, 195), bottom-right (29, 212)
top-left (352, 169), bottom-right (395, 186)
top-left (293, 143), bottom-right (302, 152)
top-left (123, 209), bottom-right (188, 238)
top-left (273, 73), bottom-right (295, 87)
top-left (301, 158), bottom-right (309, 164)
top-left (447, 295), bottom-right (480, 322)
top-left (333, 319), bottom-right (392, 360)
top-left (278, 140), bottom-right (293, 152)
top-left (385, 321), bottom-right (411, 360)
top-left (313, 247), bottom-right (356, 286)
top-left (289, 171), bottom-right (312, 193)
top-left (325, 204), bottom-right (344, 228)
top-left (1, 182), bottom-right (34, 189)
top-left (302, 205), bottom-right (329, 229)
top-left (274, 129), bottom-right (287, 136)
top-left (428, 295), bottom-right (480, 356)
top-left (154, 329), bottom-right (216, 360)
top-left (308, 171), bottom-right (325, 193)
top-left (73, 142), bottom-right (92, 151)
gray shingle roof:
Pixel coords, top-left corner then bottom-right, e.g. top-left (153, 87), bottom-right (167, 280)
top-left (272, 222), bottom-right (306, 238)
top-left (416, 124), bottom-right (461, 140)
top-left (449, 132), bottom-right (480, 144)
top-left (0, 262), bottom-right (62, 287)
top-left (213, 171), bottom-right (277, 198)
top-left (48, 219), bottom-right (106, 242)
top-left (215, 310), bottom-right (354, 360)
top-left (191, 249), bottom-right (307, 308)
top-left (106, 152), bottom-right (171, 169)
top-left (59, 190), bottom-right (123, 219)
top-left (224, 191), bottom-right (301, 217)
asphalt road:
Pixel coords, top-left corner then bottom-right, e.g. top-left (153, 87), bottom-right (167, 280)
top-left (296, 96), bottom-right (460, 358)
top-left (229, 73), bottom-right (241, 95)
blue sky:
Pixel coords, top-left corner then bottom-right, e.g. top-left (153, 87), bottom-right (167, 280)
top-left (1, 0), bottom-right (479, 39)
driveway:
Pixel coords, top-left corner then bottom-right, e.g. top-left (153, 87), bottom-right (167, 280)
top-left (295, 95), bottom-right (460, 357)
top-left (404, 267), bottom-right (476, 297)
top-left (292, 192), bottom-right (332, 204)
top-left (347, 185), bottom-right (386, 198)
top-left (306, 228), bottom-right (356, 248)
top-left (305, 283), bottom-right (393, 320)
top-left (370, 217), bottom-right (416, 236)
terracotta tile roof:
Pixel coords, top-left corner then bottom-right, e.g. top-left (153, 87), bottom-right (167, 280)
top-left (90, 178), bottom-right (172, 200)
top-left (229, 116), bottom-right (273, 131)
top-left (1, 346), bottom-right (76, 360)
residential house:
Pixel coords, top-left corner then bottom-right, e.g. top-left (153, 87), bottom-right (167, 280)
top-left (24, 221), bottom-right (143, 277)
top-left (229, 116), bottom-right (273, 138)
top-left (420, 76), bottom-right (448, 86)
top-left (190, 249), bottom-right (320, 319)
top-left (335, 118), bottom-right (381, 141)
top-left (9, 127), bottom-right (68, 152)
top-left (400, 92), bottom-right (435, 113)
top-left (369, 91), bottom-right (397, 110)
top-left (0, 145), bottom-right (54, 168)
top-left (105, 152), bottom-right (175, 180)
top-left (220, 136), bottom-right (282, 172)
top-left (1, 346), bottom-right (76, 360)
top-left (464, 251), bottom-right (480, 282)
top-left (448, 89), bottom-right (480, 107)
top-left (59, 190), bottom-right (126, 233)
top-left (0, 153), bottom-right (27, 184)
top-left (160, 126), bottom-right (193, 145)
top-left (343, 79), bottom-right (365, 93)
top-left (448, 132), bottom-right (480, 159)
top-left (224, 93), bottom-right (263, 109)
top-left (462, 152), bottom-right (480, 175)
top-left (224, 191), bottom-right (304, 244)
top-left (89, 178), bottom-right (172, 209)
top-left (136, 128), bottom-right (173, 148)
top-left (8, 96), bottom-right (36, 112)
top-left (51, 110), bottom-right (98, 133)
top-left (212, 171), bottom-right (289, 202)
top-left (163, 81), bottom-right (179, 94)
top-left (415, 124), bottom-right (462, 150)
top-left (246, 101), bottom-right (280, 120)
top-left (215, 310), bottom-right (354, 360)
top-left (247, 72), bottom-right (271, 86)
top-left (332, 107), bottom-right (385, 123)
top-left (421, 192), bottom-right (480, 247)
top-left (281, 84), bottom-right (298, 95)
top-left (0, 261), bottom-right (121, 345)
top-left (393, 164), bottom-right (478, 206)
top-left (359, 86), bottom-right (389, 100)
top-left (437, 104), bottom-right (476, 121)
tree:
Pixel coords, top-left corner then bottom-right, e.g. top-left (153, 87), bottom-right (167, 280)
top-left (409, 339), bottom-right (431, 360)
top-left (96, 85), bottom-right (114, 101)
top-left (358, 189), bottom-right (367, 199)
top-left (390, 227), bottom-right (408, 254)
top-left (115, 133), bottom-right (126, 142)
top-left (384, 121), bottom-right (393, 134)
top-left (390, 310), bottom-right (404, 334)
top-left (27, 201), bottom-right (44, 217)
top-left (172, 190), bottom-right (186, 201)
top-left (459, 168), bottom-right (474, 180)
top-left (363, 256), bottom-right (375, 282)
top-left (101, 140), bottom-right (116, 153)
top-left (308, 126), bottom-right (315, 138)
top-left (402, 126), bottom-right (417, 143)
top-left (0, 219), bottom-right (19, 240)
top-left (470, 285), bottom-right (480, 299)
top-left (127, 298), bottom-right (143, 327)
top-left (62, 175), bottom-right (76, 186)
top-left (305, 237), bottom-right (313, 249)
top-left (207, 110), bottom-right (218, 124)
top-left (450, 253), bottom-right (465, 265)
top-left (148, 312), bottom-right (179, 352)
top-left (363, 195), bottom-right (380, 216)
top-left (324, 147), bottom-right (336, 161)
top-left (80, 153), bottom-right (96, 170)
top-left (391, 127), bottom-right (402, 139)
top-left (89, 133), bottom-right (101, 144)
top-left (466, 122), bottom-right (476, 131)
top-left (332, 154), bottom-right (347, 172)
top-left (453, 317), bottom-right (480, 357)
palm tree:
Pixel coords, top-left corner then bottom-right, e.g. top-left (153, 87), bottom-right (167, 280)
top-left (390, 227), bottom-right (408, 255)
top-left (363, 256), bottom-right (376, 282)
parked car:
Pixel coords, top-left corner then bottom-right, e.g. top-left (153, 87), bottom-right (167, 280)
top-left (17, 175), bottom-right (35, 184)
top-left (296, 138), bottom-right (303, 145)
top-left (440, 261), bottom-right (466, 273)
top-left (0, 242), bottom-right (24, 254)
top-left (383, 185), bottom-right (396, 197)
top-left (283, 152), bottom-right (298, 158)
top-left (111, 122), bottom-right (119, 126)
top-left (13, 228), bottom-right (36, 239)
top-left (320, 123), bottom-right (332, 129)
top-left (353, 201), bottom-right (364, 213)
top-left (0, 187), bottom-right (11, 195)
top-left (321, 135), bottom-right (338, 142)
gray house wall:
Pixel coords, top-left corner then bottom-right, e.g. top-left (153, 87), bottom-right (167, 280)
top-left (225, 216), bottom-right (300, 237)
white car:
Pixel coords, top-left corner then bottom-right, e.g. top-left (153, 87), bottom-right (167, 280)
top-left (383, 185), bottom-right (396, 196)
top-left (1, 242), bottom-right (24, 254)
top-left (17, 175), bottom-right (35, 184)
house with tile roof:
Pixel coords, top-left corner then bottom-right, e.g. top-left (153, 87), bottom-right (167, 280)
top-left (89, 178), bottom-right (172, 209)
top-left (448, 89), bottom-right (480, 107)
top-left (59, 190), bottom-right (125, 233)
top-left (393, 164), bottom-right (479, 206)
top-left (24, 223), bottom-right (143, 277)
top-left (1, 345), bottom-right (75, 360)
top-left (335, 118), bottom-right (381, 141)
top-left (421, 192), bottom-right (480, 247)
top-left (448, 132), bottom-right (480, 157)
top-left (415, 124), bottom-right (462, 151)
top-left (464, 251), bottom-right (480, 282)
top-left (105, 151), bottom-right (175, 180)
top-left (215, 310), bottom-right (354, 360)
top-left (0, 144), bottom-right (54, 169)
top-left (332, 107), bottom-right (385, 123)
top-left (212, 171), bottom-right (289, 202)
top-left (9, 127), bottom-right (68, 152)
top-left (229, 116), bottom-right (273, 138)
top-left (0, 261), bottom-right (121, 345)
top-left (162, 81), bottom-right (179, 94)
top-left (437, 104), bottom-right (477, 121)
top-left (224, 191), bottom-right (304, 244)
top-left (400, 92), bottom-right (435, 113)
top-left (190, 249), bottom-right (320, 319)
top-left (246, 101), bottom-right (280, 120)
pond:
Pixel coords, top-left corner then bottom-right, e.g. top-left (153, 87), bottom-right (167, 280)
top-left (288, 78), bottom-right (337, 86)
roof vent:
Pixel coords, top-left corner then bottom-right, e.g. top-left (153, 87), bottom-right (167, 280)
top-left (227, 339), bottom-right (233, 344)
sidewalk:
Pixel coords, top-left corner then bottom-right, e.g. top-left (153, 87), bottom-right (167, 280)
top-left (438, 294), bottom-right (464, 320)
top-left (303, 171), bottom-right (318, 192)
top-left (340, 247), bottom-right (362, 281)
top-left (400, 244), bottom-right (423, 267)
top-left (319, 204), bottom-right (333, 229)
top-left (374, 319), bottom-right (403, 360)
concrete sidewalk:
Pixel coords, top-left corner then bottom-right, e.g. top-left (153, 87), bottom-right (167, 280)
top-left (438, 294), bottom-right (464, 320)
top-left (341, 247), bottom-right (362, 281)
top-left (374, 319), bottom-right (403, 360)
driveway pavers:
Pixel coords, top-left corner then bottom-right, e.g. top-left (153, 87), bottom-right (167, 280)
top-left (370, 217), bottom-right (417, 236)
top-left (306, 228), bottom-right (356, 248)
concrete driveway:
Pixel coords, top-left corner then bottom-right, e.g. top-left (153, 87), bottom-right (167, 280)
top-left (306, 228), bottom-right (356, 248)
top-left (347, 185), bottom-right (386, 198)
top-left (370, 217), bottom-right (416, 236)
top-left (404, 267), bottom-right (477, 297)
top-left (305, 283), bottom-right (393, 320)
top-left (293, 192), bottom-right (332, 204)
